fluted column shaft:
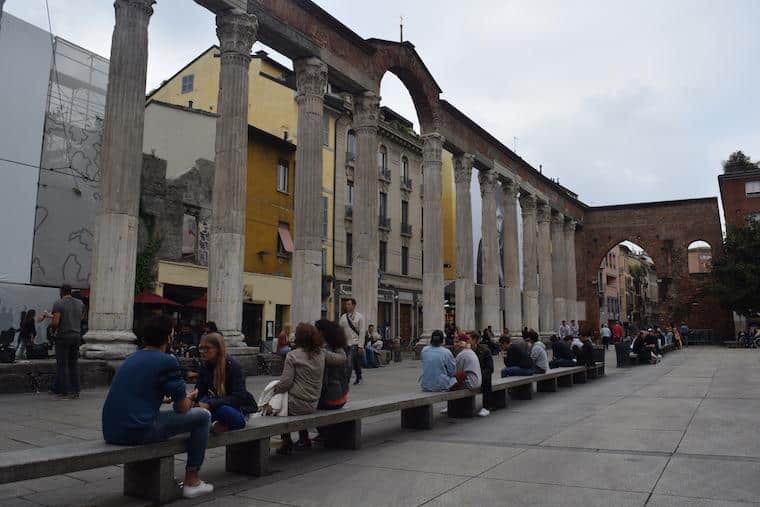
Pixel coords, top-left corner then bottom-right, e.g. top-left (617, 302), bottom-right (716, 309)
top-left (502, 181), bottom-right (521, 334)
top-left (421, 133), bottom-right (444, 341)
top-left (83, 0), bottom-right (155, 359)
top-left (453, 154), bottom-right (475, 331)
top-left (537, 203), bottom-right (554, 333)
top-left (207, 10), bottom-right (257, 347)
top-left (565, 219), bottom-right (579, 322)
top-left (479, 170), bottom-right (501, 334)
top-left (352, 92), bottom-right (380, 327)
top-left (291, 58), bottom-right (327, 329)
top-left (520, 193), bottom-right (539, 331)
top-left (551, 211), bottom-right (566, 330)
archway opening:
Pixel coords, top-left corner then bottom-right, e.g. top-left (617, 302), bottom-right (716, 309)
top-left (688, 240), bottom-right (712, 274)
top-left (598, 241), bottom-right (660, 332)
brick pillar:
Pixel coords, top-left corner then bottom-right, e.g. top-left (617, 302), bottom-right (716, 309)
top-left (82, 0), bottom-right (155, 359)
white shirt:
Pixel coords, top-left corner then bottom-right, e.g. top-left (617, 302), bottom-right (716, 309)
top-left (558, 325), bottom-right (569, 338)
top-left (601, 326), bottom-right (612, 338)
top-left (340, 311), bottom-right (365, 347)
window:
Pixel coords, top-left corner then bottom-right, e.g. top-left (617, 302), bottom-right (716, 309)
top-left (322, 115), bottom-right (330, 147)
top-left (378, 145), bottom-right (388, 172)
top-left (746, 181), bottom-right (760, 197)
top-left (277, 222), bottom-right (292, 257)
top-left (347, 130), bottom-right (357, 160)
top-left (321, 196), bottom-right (329, 239)
top-left (181, 214), bottom-right (198, 258)
top-left (379, 192), bottom-right (388, 219)
top-left (346, 181), bottom-right (354, 205)
top-left (379, 240), bottom-right (387, 272)
top-left (346, 233), bottom-right (353, 266)
top-left (181, 74), bottom-right (194, 94)
top-left (401, 200), bottom-right (409, 225)
top-left (277, 159), bottom-right (289, 193)
top-left (402, 246), bottom-right (409, 275)
top-left (402, 156), bottom-right (409, 181)
top-left (322, 248), bottom-right (328, 275)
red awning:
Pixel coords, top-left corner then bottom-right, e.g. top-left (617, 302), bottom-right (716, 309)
top-left (78, 288), bottom-right (91, 298)
top-left (133, 291), bottom-right (180, 306)
top-left (278, 224), bottom-right (294, 253)
top-left (187, 294), bottom-right (207, 310)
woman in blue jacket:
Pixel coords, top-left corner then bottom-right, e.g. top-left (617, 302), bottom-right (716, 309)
top-left (191, 332), bottom-right (257, 433)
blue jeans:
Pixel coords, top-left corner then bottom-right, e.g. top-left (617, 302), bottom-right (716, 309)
top-left (549, 358), bottom-right (576, 368)
top-left (501, 366), bottom-right (534, 377)
top-left (209, 404), bottom-right (246, 431)
top-left (141, 408), bottom-right (211, 472)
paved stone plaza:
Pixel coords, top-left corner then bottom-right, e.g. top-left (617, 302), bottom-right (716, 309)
top-left (2, 347), bottom-right (760, 506)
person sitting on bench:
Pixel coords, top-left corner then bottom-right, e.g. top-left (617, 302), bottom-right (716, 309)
top-left (452, 333), bottom-right (482, 391)
top-left (193, 332), bottom-right (257, 434)
top-left (526, 330), bottom-right (550, 374)
top-left (500, 335), bottom-right (535, 377)
top-left (419, 329), bottom-right (457, 392)
top-left (102, 315), bottom-right (214, 499)
top-left (549, 335), bottom-right (577, 368)
top-left (631, 331), bottom-right (653, 364)
top-left (579, 325), bottom-right (596, 368)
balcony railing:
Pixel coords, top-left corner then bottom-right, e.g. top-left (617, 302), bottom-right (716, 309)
top-left (378, 216), bottom-right (391, 230)
top-left (378, 167), bottom-right (391, 182)
top-left (345, 205), bottom-right (353, 220)
top-left (401, 176), bottom-right (412, 191)
top-left (401, 223), bottom-right (412, 236)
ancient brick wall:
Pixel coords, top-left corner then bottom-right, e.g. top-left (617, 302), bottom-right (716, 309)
top-left (576, 198), bottom-right (731, 338)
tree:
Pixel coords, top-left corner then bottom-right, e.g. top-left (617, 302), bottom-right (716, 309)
top-left (709, 219), bottom-right (760, 317)
top-left (722, 151), bottom-right (757, 173)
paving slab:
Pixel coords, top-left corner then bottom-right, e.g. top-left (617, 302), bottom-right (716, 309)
top-left (543, 421), bottom-right (683, 453)
top-left (482, 447), bottom-right (668, 493)
top-left (585, 397), bottom-right (701, 430)
top-left (647, 494), bottom-right (755, 507)
top-left (237, 463), bottom-right (468, 507)
top-left (425, 477), bottom-right (648, 507)
top-left (654, 456), bottom-right (760, 504)
top-left (677, 398), bottom-right (760, 458)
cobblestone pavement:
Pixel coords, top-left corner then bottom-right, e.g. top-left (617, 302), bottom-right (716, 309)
top-left (2, 347), bottom-right (760, 506)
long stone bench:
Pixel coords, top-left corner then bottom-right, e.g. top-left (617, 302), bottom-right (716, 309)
top-left (0, 364), bottom-right (603, 504)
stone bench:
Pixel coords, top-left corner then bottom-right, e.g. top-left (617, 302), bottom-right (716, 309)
top-left (0, 365), bottom-right (604, 504)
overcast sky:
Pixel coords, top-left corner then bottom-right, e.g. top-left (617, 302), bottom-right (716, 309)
top-left (7, 0), bottom-right (759, 208)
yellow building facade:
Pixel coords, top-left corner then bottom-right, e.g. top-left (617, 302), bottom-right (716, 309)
top-left (147, 47), bottom-right (338, 339)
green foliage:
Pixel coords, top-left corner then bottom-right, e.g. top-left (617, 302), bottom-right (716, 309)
top-left (709, 220), bottom-right (760, 317)
top-left (135, 236), bottom-right (162, 295)
top-left (722, 150), bottom-right (758, 173)
top-left (628, 264), bottom-right (644, 282)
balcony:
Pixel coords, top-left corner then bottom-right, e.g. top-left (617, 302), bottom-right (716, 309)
top-left (379, 167), bottom-right (391, 182)
top-left (401, 176), bottom-right (412, 191)
top-left (378, 216), bottom-right (391, 230)
top-left (401, 223), bottom-right (412, 236)
top-left (344, 205), bottom-right (353, 220)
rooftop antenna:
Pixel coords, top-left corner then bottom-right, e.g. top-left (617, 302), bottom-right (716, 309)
top-left (513, 136), bottom-right (518, 153)
top-left (400, 15), bottom-right (404, 43)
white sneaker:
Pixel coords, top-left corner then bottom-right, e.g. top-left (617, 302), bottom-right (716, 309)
top-left (477, 408), bottom-right (490, 417)
top-left (183, 480), bottom-right (214, 499)
top-left (440, 407), bottom-right (448, 414)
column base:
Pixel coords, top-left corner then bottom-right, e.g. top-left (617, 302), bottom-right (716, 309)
top-left (228, 346), bottom-right (260, 376)
top-left (81, 329), bottom-right (137, 360)
top-left (218, 330), bottom-right (247, 348)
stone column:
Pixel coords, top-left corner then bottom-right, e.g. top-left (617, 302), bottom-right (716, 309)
top-left (479, 170), bottom-right (501, 334)
top-left (207, 9), bottom-right (257, 348)
top-left (537, 202), bottom-right (554, 333)
top-left (453, 153), bottom-right (475, 331)
top-left (82, 0), bottom-right (155, 359)
top-left (502, 180), bottom-right (521, 335)
top-left (520, 192), bottom-right (539, 331)
top-left (421, 132), bottom-right (445, 341)
top-left (291, 57), bottom-right (327, 329)
top-left (551, 211), bottom-right (566, 329)
top-left (352, 91), bottom-right (380, 328)
top-left (565, 219), bottom-right (578, 322)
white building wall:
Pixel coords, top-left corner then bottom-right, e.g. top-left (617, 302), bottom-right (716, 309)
top-left (0, 14), bottom-right (52, 283)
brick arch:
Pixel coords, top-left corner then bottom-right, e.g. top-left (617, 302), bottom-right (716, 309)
top-left (576, 198), bottom-right (730, 337)
top-left (366, 39), bottom-right (442, 134)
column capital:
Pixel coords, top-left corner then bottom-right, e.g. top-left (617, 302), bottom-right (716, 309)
top-left (453, 153), bottom-right (474, 184)
top-left (551, 210), bottom-right (565, 225)
top-left (519, 192), bottom-right (536, 213)
top-left (478, 170), bottom-right (498, 197)
top-left (501, 179), bottom-right (519, 199)
top-left (536, 202), bottom-right (551, 223)
top-left (422, 132), bottom-right (443, 160)
top-left (294, 57), bottom-right (327, 101)
top-left (353, 90), bottom-right (380, 133)
top-left (216, 9), bottom-right (257, 59)
top-left (564, 218), bottom-right (577, 232)
top-left (115, 0), bottom-right (155, 17)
